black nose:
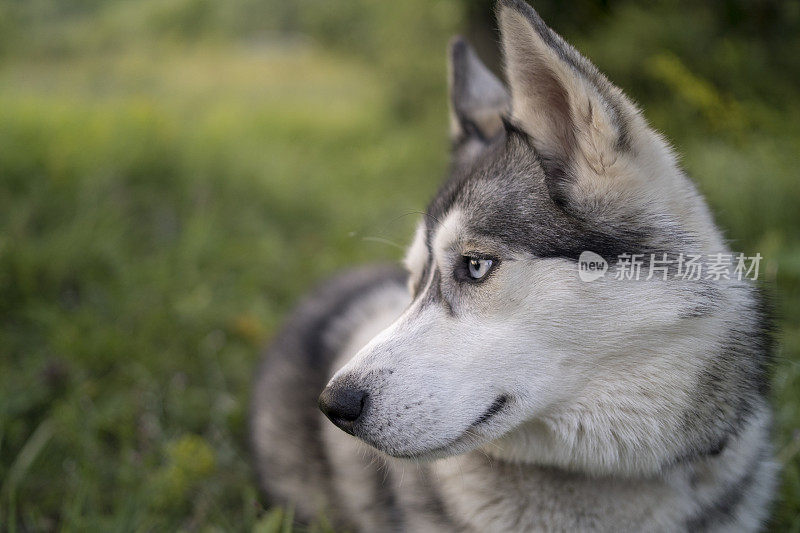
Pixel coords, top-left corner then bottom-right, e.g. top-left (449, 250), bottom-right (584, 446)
top-left (318, 385), bottom-right (366, 434)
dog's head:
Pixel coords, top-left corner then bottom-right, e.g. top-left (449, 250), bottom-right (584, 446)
top-left (320, 0), bottom-right (758, 475)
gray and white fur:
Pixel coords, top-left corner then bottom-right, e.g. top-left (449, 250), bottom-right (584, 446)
top-left (250, 1), bottom-right (777, 530)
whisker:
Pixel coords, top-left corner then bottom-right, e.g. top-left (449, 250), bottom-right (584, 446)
top-left (360, 236), bottom-right (407, 250)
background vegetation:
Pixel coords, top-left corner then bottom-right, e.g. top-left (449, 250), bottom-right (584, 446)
top-left (0, 0), bottom-right (798, 530)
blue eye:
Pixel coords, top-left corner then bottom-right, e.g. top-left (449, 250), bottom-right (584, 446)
top-left (467, 257), bottom-right (493, 280)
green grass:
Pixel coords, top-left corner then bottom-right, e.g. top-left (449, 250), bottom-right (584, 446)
top-left (0, 1), bottom-right (798, 530)
top-left (0, 42), bottom-right (446, 530)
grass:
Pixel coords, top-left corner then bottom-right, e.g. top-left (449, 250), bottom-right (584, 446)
top-left (0, 2), bottom-right (798, 530)
top-left (0, 41), bottom-right (444, 530)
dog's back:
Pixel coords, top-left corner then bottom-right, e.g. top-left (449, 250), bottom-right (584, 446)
top-left (249, 265), bottom-right (412, 528)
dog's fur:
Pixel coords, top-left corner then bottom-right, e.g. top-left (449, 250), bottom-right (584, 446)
top-left (250, 1), bottom-right (777, 530)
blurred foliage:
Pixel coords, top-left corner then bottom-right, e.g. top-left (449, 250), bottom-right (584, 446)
top-left (151, 434), bottom-right (216, 512)
top-left (0, 0), bottom-right (798, 530)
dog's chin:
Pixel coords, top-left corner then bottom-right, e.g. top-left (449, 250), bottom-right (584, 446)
top-left (354, 427), bottom-right (485, 461)
top-left (355, 395), bottom-right (511, 461)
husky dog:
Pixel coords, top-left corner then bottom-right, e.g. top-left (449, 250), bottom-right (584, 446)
top-left (250, 1), bottom-right (776, 530)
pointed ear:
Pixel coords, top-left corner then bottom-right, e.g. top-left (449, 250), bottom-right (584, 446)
top-left (448, 36), bottom-right (510, 144)
top-left (497, 0), bottom-right (632, 205)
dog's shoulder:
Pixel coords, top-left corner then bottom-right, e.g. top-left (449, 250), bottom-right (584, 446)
top-left (270, 264), bottom-right (408, 369)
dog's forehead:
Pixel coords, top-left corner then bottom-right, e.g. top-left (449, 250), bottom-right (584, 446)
top-left (422, 137), bottom-right (651, 262)
top-left (425, 139), bottom-right (567, 256)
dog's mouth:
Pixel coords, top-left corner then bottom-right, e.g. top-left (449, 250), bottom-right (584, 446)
top-left (383, 394), bottom-right (510, 460)
top-left (469, 394), bottom-right (508, 427)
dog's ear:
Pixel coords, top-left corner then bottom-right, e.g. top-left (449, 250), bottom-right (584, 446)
top-left (497, 0), bottom-right (635, 208)
top-left (448, 36), bottom-right (510, 147)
